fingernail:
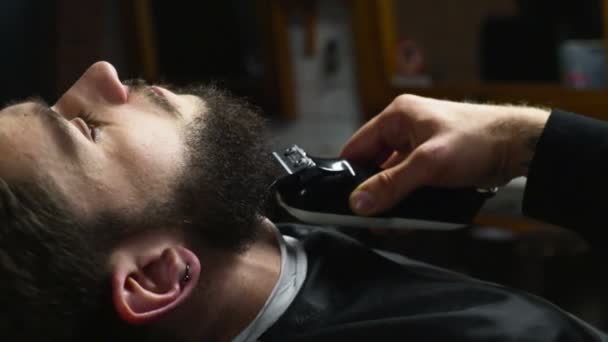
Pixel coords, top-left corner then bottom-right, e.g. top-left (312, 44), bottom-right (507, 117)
top-left (351, 190), bottom-right (375, 214)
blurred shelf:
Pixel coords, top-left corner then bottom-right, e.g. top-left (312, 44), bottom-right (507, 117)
top-left (391, 82), bottom-right (608, 121)
top-left (473, 213), bottom-right (560, 234)
top-left (351, 0), bottom-right (608, 121)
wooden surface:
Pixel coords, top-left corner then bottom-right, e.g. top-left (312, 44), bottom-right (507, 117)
top-left (131, 0), bottom-right (159, 82)
top-left (352, 0), bottom-right (393, 120)
top-left (351, 0), bottom-right (608, 121)
top-left (350, 0), bottom-right (608, 233)
top-left (258, 0), bottom-right (297, 120)
top-left (473, 213), bottom-right (560, 233)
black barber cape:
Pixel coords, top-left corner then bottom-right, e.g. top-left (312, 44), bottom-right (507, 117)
top-left (261, 224), bottom-right (606, 341)
top-left (261, 109), bottom-right (608, 341)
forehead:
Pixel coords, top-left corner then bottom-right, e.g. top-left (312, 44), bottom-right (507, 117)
top-left (1, 89), bottom-right (208, 215)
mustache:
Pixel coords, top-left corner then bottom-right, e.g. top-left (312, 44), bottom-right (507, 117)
top-left (123, 79), bottom-right (180, 116)
top-left (122, 78), bottom-right (149, 91)
top-left (123, 78), bottom-right (197, 95)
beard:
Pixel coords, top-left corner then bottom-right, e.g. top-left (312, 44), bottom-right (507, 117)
top-left (0, 83), bottom-right (279, 342)
top-left (168, 85), bottom-right (278, 252)
top-left (91, 82), bottom-right (279, 253)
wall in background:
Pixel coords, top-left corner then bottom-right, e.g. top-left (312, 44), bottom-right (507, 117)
top-left (272, 0), bottom-right (361, 156)
top-left (0, 1), bottom-right (55, 105)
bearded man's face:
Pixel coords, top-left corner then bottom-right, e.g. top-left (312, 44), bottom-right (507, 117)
top-left (0, 61), bottom-right (275, 251)
top-left (0, 61), bottom-right (278, 340)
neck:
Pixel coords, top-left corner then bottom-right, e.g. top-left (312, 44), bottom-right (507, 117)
top-left (189, 220), bottom-right (282, 341)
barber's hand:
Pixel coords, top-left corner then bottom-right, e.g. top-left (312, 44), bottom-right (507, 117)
top-left (341, 95), bottom-right (550, 215)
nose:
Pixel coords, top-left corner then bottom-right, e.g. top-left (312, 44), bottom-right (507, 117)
top-left (53, 61), bottom-right (128, 114)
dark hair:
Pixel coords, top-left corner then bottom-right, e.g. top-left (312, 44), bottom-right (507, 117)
top-left (0, 178), bottom-right (180, 341)
top-left (0, 178), bottom-right (100, 340)
top-left (0, 85), bottom-right (275, 341)
top-left (174, 86), bottom-right (277, 252)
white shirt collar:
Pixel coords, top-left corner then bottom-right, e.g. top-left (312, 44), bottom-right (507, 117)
top-left (232, 222), bottom-right (307, 342)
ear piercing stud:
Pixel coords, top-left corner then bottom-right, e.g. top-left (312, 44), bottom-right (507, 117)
top-left (182, 263), bottom-right (191, 284)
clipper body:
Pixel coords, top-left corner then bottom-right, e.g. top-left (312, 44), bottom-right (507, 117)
top-left (272, 145), bottom-right (495, 230)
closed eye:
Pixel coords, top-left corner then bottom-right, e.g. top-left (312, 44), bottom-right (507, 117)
top-left (77, 111), bottom-right (100, 141)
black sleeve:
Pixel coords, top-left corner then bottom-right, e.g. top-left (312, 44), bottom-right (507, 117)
top-left (523, 109), bottom-right (608, 248)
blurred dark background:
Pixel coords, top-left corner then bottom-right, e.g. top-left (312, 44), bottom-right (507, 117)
top-left (0, 0), bottom-right (292, 116)
top-left (1, 0), bottom-right (608, 331)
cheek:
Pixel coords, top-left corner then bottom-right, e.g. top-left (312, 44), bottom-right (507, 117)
top-left (99, 121), bottom-right (186, 209)
top-left (0, 118), bottom-right (100, 216)
top-left (128, 127), bottom-right (184, 179)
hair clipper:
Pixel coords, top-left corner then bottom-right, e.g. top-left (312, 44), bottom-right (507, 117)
top-left (271, 145), bottom-right (496, 230)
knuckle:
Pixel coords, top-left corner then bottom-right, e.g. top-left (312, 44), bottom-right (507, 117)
top-left (414, 144), bottom-right (438, 164)
top-left (379, 110), bottom-right (404, 136)
top-left (413, 144), bottom-right (445, 182)
top-left (375, 171), bottom-right (394, 188)
top-left (393, 94), bottom-right (418, 112)
top-left (374, 171), bottom-right (398, 203)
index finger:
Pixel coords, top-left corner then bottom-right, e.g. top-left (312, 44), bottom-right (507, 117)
top-left (340, 106), bottom-right (412, 165)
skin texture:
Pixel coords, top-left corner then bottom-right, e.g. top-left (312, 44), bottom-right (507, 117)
top-left (0, 61), bottom-right (281, 341)
top-left (0, 61), bottom-right (202, 219)
top-left (341, 94), bottom-right (550, 216)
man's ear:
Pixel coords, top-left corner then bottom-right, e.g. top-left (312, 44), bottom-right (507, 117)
top-left (110, 240), bottom-right (201, 325)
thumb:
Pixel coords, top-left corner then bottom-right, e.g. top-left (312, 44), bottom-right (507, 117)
top-left (349, 145), bottom-right (435, 215)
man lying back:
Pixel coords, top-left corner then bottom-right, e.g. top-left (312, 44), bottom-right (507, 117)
top-left (0, 61), bottom-right (605, 341)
